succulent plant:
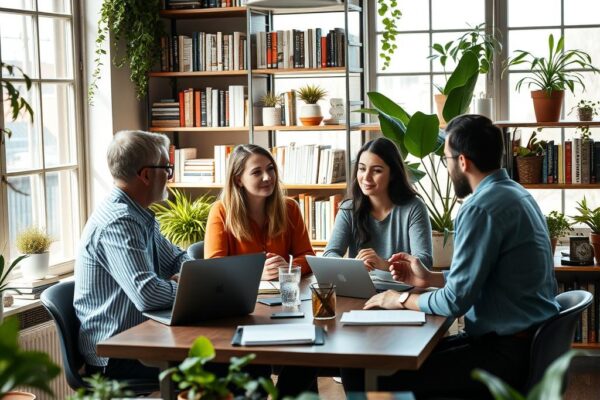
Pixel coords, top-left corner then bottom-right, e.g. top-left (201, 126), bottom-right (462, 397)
top-left (260, 92), bottom-right (280, 108)
top-left (296, 84), bottom-right (327, 104)
top-left (15, 227), bottom-right (53, 254)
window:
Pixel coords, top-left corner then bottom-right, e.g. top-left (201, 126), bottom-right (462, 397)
top-left (0, 0), bottom-right (84, 275)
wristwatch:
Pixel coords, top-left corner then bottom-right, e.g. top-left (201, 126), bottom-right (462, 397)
top-left (397, 292), bottom-right (410, 309)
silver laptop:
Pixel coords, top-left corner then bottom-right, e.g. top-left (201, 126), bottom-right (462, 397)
top-left (143, 253), bottom-right (266, 325)
top-left (306, 255), bottom-right (412, 299)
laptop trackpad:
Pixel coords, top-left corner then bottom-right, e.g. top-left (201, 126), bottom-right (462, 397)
top-left (374, 281), bottom-right (413, 292)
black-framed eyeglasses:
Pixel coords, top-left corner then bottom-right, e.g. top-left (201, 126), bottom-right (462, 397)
top-left (138, 164), bottom-right (174, 180)
top-left (440, 155), bottom-right (459, 168)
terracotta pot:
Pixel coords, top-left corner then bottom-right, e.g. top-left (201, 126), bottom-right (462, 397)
top-left (432, 231), bottom-right (453, 269)
top-left (590, 233), bottom-right (600, 265)
top-left (299, 104), bottom-right (323, 126)
top-left (516, 156), bottom-right (543, 184)
top-left (434, 94), bottom-right (447, 126)
top-left (551, 237), bottom-right (558, 257)
top-left (2, 392), bottom-right (36, 400)
top-left (531, 90), bottom-right (564, 122)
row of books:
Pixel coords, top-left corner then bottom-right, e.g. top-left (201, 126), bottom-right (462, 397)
top-left (558, 280), bottom-right (600, 343)
top-left (162, 0), bottom-right (247, 9)
top-left (296, 193), bottom-right (343, 241)
top-left (169, 147), bottom-right (215, 183)
top-left (527, 139), bottom-right (600, 184)
top-left (272, 144), bottom-right (346, 184)
top-left (256, 28), bottom-right (357, 69)
top-left (272, 91), bottom-right (298, 126)
top-left (160, 32), bottom-right (247, 72)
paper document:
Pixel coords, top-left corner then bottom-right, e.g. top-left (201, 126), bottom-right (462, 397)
top-left (340, 310), bottom-right (426, 325)
top-left (240, 323), bottom-right (315, 345)
top-left (259, 281), bottom-right (280, 294)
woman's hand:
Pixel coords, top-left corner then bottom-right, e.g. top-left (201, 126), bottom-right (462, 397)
top-left (356, 248), bottom-right (389, 271)
top-left (388, 252), bottom-right (431, 288)
top-left (263, 252), bottom-right (286, 280)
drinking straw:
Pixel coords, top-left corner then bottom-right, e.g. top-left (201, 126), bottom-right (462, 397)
top-left (288, 255), bottom-right (293, 274)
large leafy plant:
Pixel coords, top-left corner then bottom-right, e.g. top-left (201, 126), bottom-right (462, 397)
top-left (89, 0), bottom-right (164, 102)
top-left (472, 350), bottom-right (580, 400)
top-left (505, 34), bottom-right (599, 94)
top-left (571, 197), bottom-right (600, 234)
top-left (160, 336), bottom-right (276, 400)
top-left (0, 317), bottom-right (61, 396)
top-left (150, 190), bottom-right (215, 248)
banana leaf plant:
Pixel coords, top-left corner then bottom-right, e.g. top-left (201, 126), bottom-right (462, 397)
top-left (358, 51), bottom-right (481, 233)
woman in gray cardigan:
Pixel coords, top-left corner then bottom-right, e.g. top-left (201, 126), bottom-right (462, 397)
top-left (323, 137), bottom-right (433, 269)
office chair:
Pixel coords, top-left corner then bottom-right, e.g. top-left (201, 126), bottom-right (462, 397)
top-left (40, 281), bottom-right (158, 394)
top-left (187, 240), bottom-right (205, 259)
top-left (525, 289), bottom-right (593, 392)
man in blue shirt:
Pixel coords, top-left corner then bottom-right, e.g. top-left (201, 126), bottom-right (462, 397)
top-left (343, 115), bottom-right (560, 397)
top-left (74, 130), bottom-right (188, 379)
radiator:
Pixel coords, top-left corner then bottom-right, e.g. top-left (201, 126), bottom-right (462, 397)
top-left (17, 320), bottom-right (74, 400)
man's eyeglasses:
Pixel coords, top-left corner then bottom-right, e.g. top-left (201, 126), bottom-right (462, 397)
top-left (138, 164), bottom-right (174, 180)
top-left (440, 155), bottom-right (459, 168)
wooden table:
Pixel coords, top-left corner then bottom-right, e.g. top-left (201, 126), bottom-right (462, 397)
top-left (98, 294), bottom-right (451, 399)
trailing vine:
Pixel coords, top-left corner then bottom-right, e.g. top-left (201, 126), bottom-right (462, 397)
top-left (378, 0), bottom-right (402, 70)
top-left (1, 62), bottom-right (33, 141)
top-left (89, 0), bottom-right (164, 103)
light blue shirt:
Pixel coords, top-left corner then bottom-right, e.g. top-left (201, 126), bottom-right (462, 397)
top-left (74, 187), bottom-right (189, 366)
top-left (418, 169), bottom-right (559, 336)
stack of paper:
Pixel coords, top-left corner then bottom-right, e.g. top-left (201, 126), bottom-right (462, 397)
top-left (240, 324), bottom-right (315, 346)
top-left (340, 310), bottom-right (426, 326)
top-left (258, 281), bottom-right (280, 294)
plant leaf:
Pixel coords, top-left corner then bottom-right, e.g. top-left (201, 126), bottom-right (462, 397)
top-left (404, 112), bottom-right (440, 158)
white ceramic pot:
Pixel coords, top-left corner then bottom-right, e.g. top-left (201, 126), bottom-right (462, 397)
top-left (432, 231), bottom-right (454, 269)
top-left (20, 252), bottom-right (50, 281)
top-left (299, 104), bottom-right (323, 126)
top-left (262, 107), bottom-right (281, 126)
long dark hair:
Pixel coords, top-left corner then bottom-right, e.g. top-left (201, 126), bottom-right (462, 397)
top-left (350, 137), bottom-right (419, 246)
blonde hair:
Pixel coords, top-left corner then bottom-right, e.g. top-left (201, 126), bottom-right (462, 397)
top-left (222, 144), bottom-right (287, 242)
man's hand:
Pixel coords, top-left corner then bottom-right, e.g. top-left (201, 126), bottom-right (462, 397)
top-left (169, 273), bottom-right (180, 283)
top-left (388, 252), bottom-right (431, 288)
top-left (263, 252), bottom-right (286, 281)
top-left (356, 248), bottom-right (389, 271)
top-left (364, 290), bottom-right (402, 310)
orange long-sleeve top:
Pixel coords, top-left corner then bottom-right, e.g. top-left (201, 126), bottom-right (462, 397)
top-left (204, 198), bottom-right (315, 275)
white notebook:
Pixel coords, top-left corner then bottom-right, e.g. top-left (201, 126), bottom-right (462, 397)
top-left (240, 323), bottom-right (315, 346)
top-left (258, 281), bottom-right (280, 294)
top-left (340, 310), bottom-right (426, 326)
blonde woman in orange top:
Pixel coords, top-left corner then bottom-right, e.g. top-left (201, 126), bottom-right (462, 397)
top-left (205, 144), bottom-right (314, 279)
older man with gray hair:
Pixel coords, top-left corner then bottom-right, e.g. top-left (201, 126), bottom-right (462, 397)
top-left (74, 130), bottom-right (188, 380)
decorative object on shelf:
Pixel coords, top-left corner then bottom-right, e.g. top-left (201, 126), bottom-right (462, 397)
top-left (473, 350), bottom-right (582, 400)
top-left (571, 196), bottom-right (600, 264)
top-left (159, 335), bottom-right (277, 400)
top-left (515, 131), bottom-right (546, 184)
top-left (359, 91), bottom-right (457, 268)
top-left (90, 0), bottom-right (164, 102)
top-left (569, 99), bottom-right (599, 122)
top-left (324, 97), bottom-right (345, 125)
top-left (546, 211), bottom-right (572, 255)
top-left (429, 23), bottom-right (502, 124)
top-left (15, 227), bottom-right (53, 281)
top-left (0, 317), bottom-right (61, 398)
top-left (0, 253), bottom-right (27, 323)
top-left (504, 34), bottom-right (599, 122)
top-left (297, 84), bottom-right (327, 126)
top-left (567, 236), bottom-right (594, 265)
top-left (68, 373), bottom-right (133, 400)
top-left (377, 0), bottom-right (403, 71)
top-left (150, 190), bottom-right (215, 249)
top-left (2, 293), bottom-right (14, 308)
top-left (474, 94), bottom-right (494, 121)
top-left (260, 92), bottom-right (281, 127)
top-left (1, 62), bottom-right (33, 141)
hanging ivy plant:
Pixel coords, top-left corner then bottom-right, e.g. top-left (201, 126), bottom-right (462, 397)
top-left (1, 62), bottom-right (33, 141)
top-left (89, 0), bottom-right (164, 103)
top-left (378, 0), bottom-right (402, 71)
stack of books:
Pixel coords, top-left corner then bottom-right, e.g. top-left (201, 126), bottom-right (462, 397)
top-left (7, 275), bottom-right (60, 300)
top-left (272, 144), bottom-right (345, 184)
top-left (151, 99), bottom-right (180, 127)
top-left (182, 158), bottom-right (215, 183)
top-left (175, 86), bottom-right (247, 128)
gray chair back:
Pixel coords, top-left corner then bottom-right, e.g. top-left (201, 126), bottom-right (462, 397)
top-left (187, 240), bottom-right (205, 259)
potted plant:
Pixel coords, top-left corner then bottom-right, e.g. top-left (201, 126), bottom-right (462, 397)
top-left (546, 211), bottom-right (572, 255)
top-left (0, 254), bottom-right (27, 323)
top-left (377, 0), bottom-right (402, 71)
top-left (159, 336), bottom-right (276, 400)
top-left (515, 131), bottom-right (546, 184)
top-left (569, 99), bottom-right (599, 122)
top-left (571, 197), bottom-right (600, 265)
top-left (68, 374), bottom-right (133, 400)
top-left (429, 23), bottom-right (502, 124)
top-left (473, 350), bottom-right (581, 400)
top-left (150, 190), bottom-right (215, 249)
top-left (15, 227), bottom-right (53, 281)
top-left (296, 84), bottom-right (327, 126)
top-left (0, 317), bottom-right (61, 398)
top-left (504, 34), bottom-right (599, 122)
top-left (260, 92), bottom-right (281, 127)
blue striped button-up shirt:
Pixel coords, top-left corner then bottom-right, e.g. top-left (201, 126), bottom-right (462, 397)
top-left (74, 187), bottom-right (189, 366)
